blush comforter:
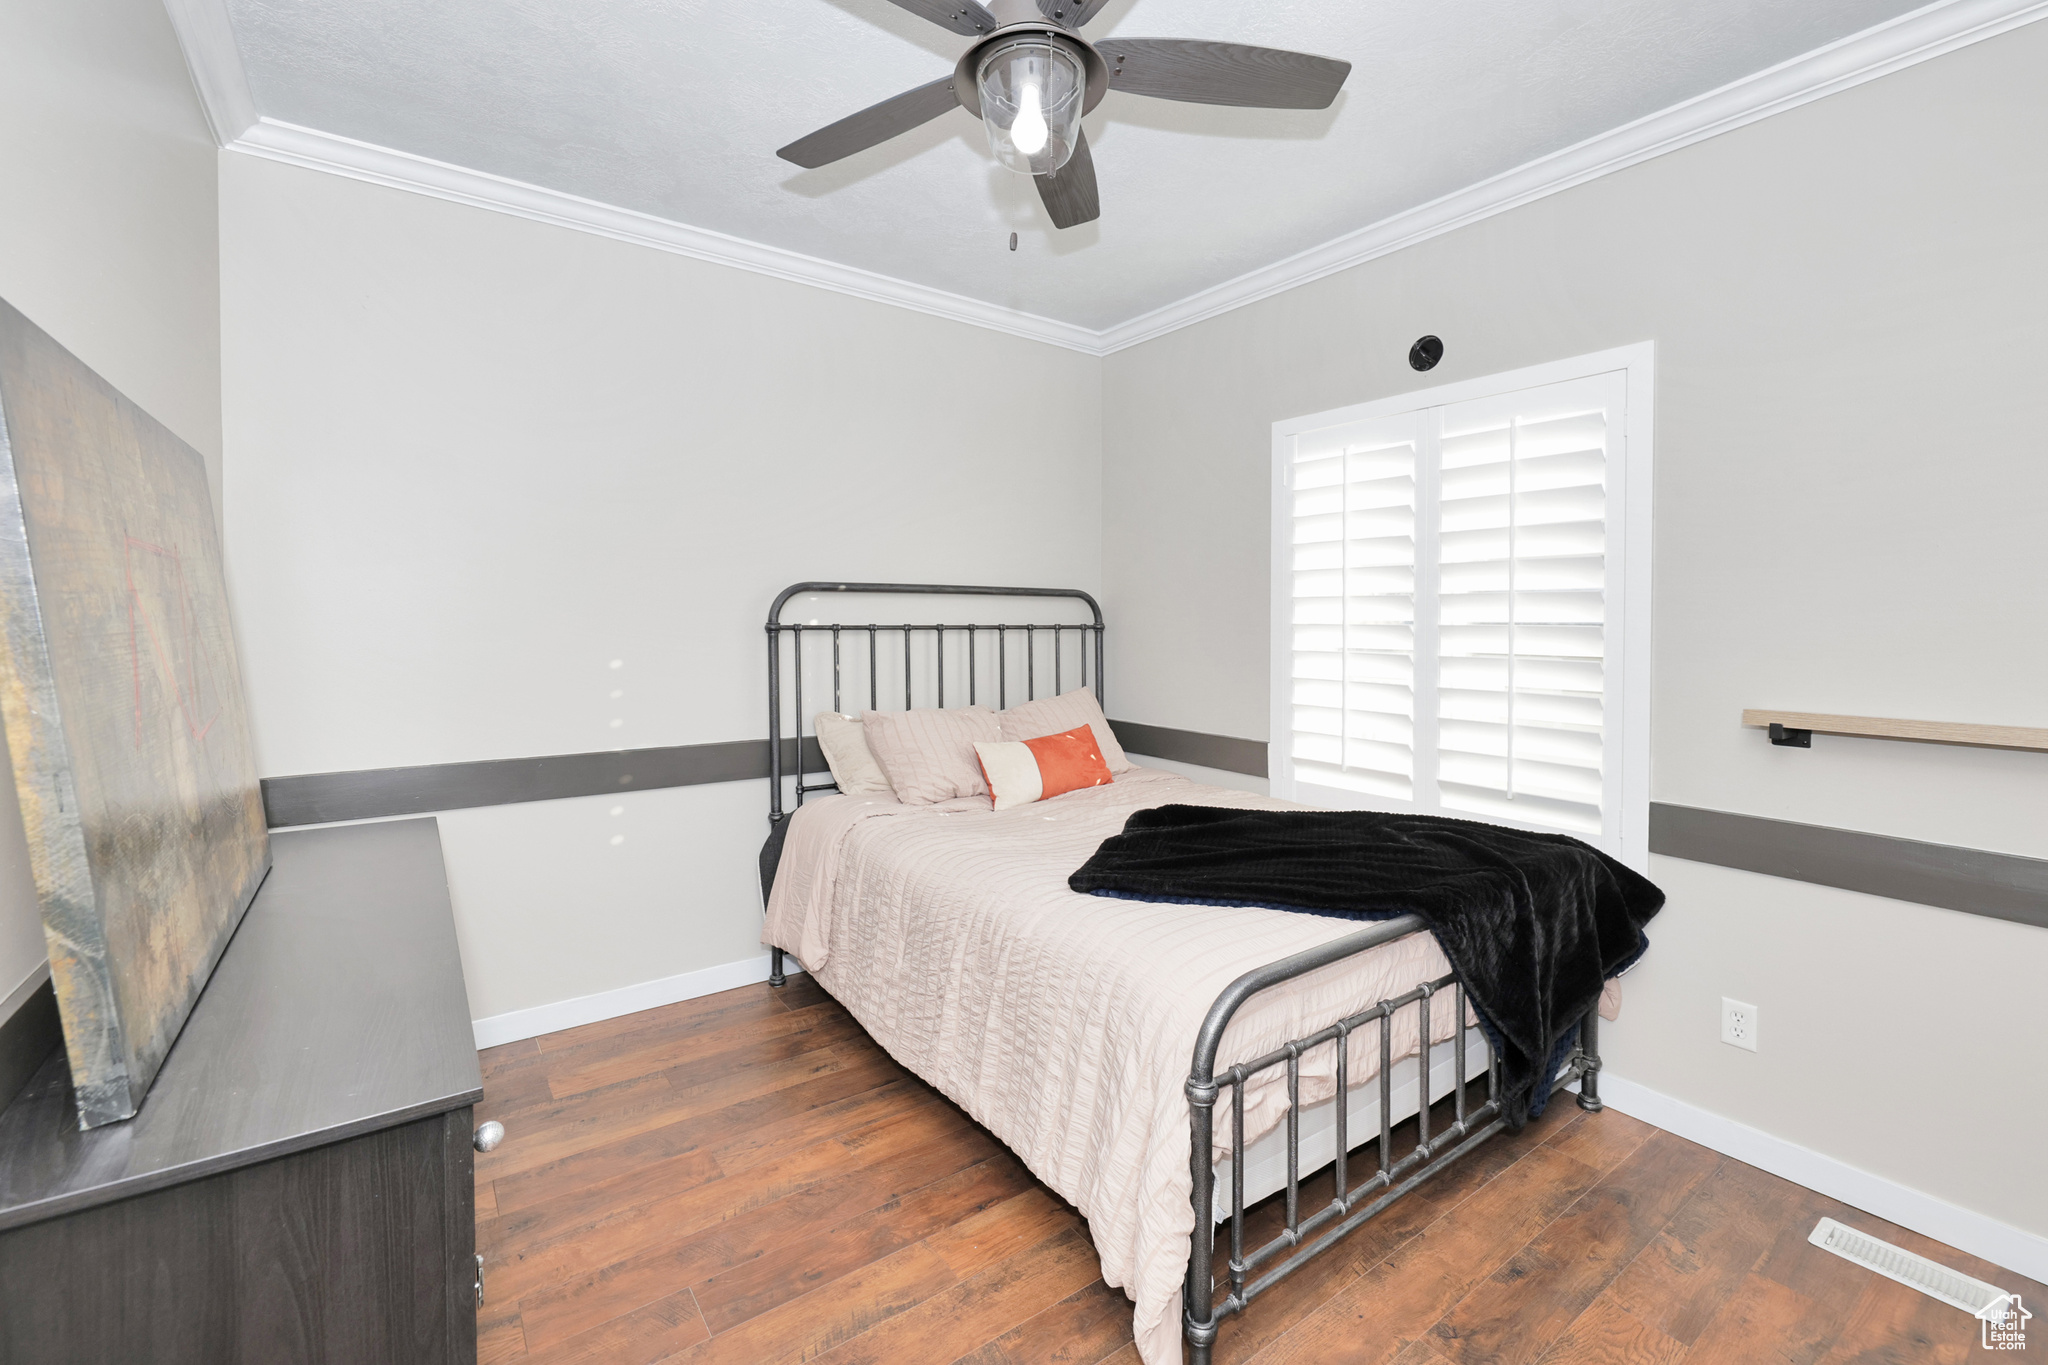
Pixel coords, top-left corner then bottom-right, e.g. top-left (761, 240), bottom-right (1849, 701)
top-left (761, 768), bottom-right (1603, 1364)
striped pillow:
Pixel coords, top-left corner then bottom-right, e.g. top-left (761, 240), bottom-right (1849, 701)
top-left (998, 687), bottom-right (1131, 773)
top-left (860, 705), bottom-right (1001, 805)
top-left (812, 712), bottom-right (895, 797)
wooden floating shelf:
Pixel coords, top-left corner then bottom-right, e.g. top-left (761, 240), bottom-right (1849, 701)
top-left (1742, 709), bottom-right (2048, 753)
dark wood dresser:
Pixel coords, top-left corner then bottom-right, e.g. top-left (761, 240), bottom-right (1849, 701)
top-left (0, 818), bottom-right (484, 1364)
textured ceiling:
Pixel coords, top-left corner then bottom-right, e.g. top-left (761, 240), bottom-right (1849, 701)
top-left (224, 0), bottom-right (1926, 330)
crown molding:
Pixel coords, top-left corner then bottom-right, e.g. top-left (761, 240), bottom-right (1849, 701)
top-left (1092, 0), bottom-right (2048, 352)
top-left (228, 119), bottom-right (1106, 354)
top-left (159, 0), bottom-right (256, 144)
top-left (176, 0), bottom-right (2045, 357)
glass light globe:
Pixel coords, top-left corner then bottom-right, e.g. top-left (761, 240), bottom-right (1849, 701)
top-left (977, 36), bottom-right (1084, 176)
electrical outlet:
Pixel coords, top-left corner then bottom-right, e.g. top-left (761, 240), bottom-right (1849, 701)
top-left (1721, 998), bottom-right (1759, 1052)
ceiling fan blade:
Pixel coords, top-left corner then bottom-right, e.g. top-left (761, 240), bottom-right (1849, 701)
top-left (1095, 39), bottom-right (1351, 109)
top-left (882, 0), bottom-right (996, 37)
top-left (1034, 0), bottom-right (1111, 28)
top-left (777, 75), bottom-right (962, 169)
top-left (1035, 128), bottom-right (1099, 229)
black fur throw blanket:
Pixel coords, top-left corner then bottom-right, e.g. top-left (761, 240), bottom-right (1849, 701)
top-left (1069, 805), bottom-right (1664, 1130)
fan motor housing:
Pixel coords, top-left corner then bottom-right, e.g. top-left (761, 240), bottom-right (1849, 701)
top-left (954, 24), bottom-right (1108, 120)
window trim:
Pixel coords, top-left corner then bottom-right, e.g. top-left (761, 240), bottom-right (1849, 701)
top-left (1269, 342), bottom-right (1656, 871)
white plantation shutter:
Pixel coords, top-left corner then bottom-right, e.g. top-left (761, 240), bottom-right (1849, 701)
top-left (1275, 358), bottom-right (1646, 862)
top-left (1287, 416), bottom-right (1422, 801)
top-left (1435, 377), bottom-right (1620, 834)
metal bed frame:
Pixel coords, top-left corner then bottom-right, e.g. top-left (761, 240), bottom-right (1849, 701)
top-left (759, 582), bottom-right (1603, 1365)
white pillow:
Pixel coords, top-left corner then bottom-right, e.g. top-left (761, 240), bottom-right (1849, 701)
top-left (813, 712), bottom-right (895, 797)
top-left (860, 706), bottom-right (1000, 805)
top-left (997, 687), bottom-right (1131, 774)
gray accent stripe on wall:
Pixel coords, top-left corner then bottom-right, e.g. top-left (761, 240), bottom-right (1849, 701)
top-left (261, 737), bottom-right (825, 828)
top-left (256, 730), bottom-right (2044, 931)
top-left (1649, 802), bottom-right (2048, 929)
top-left (0, 979), bottom-right (62, 1112)
top-left (1108, 720), bottom-right (1268, 777)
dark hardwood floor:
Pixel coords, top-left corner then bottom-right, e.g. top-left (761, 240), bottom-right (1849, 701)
top-left (474, 979), bottom-right (2038, 1364)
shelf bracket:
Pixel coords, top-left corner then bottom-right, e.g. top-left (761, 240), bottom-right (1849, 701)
top-left (1768, 722), bottom-right (1812, 748)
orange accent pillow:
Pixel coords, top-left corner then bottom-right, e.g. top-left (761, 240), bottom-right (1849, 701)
top-left (973, 724), bottom-right (1115, 810)
top-left (1027, 725), bottom-right (1115, 798)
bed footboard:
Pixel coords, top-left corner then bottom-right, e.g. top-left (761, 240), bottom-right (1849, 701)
top-left (1183, 917), bottom-right (1601, 1363)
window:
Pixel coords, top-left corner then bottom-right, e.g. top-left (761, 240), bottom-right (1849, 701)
top-left (1270, 345), bottom-right (1653, 868)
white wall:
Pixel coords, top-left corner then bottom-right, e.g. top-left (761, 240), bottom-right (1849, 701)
top-left (1102, 22), bottom-right (2048, 1244)
top-left (219, 153), bottom-right (1102, 1021)
top-left (0, 0), bottom-right (222, 484)
top-left (0, 0), bottom-right (222, 1025)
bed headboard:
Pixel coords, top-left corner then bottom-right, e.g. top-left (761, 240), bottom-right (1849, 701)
top-left (764, 581), bottom-right (1105, 832)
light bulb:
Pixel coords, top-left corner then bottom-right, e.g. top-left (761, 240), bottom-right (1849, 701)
top-left (1012, 84), bottom-right (1048, 156)
top-left (977, 36), bottom-right (1083, 175)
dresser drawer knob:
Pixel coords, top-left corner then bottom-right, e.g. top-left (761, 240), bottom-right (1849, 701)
top-left (474, 1121), bottom-right (505, 1152)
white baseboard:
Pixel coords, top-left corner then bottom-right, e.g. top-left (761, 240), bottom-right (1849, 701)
top-left (471, 952), bottom-right (805, 1050)
top-left (1592, 1072), bottom-right (2048, 1284)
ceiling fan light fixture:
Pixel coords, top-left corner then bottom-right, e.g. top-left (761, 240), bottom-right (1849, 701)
top-left (776, 0), bottom-right (1351, 232)
top-left (977, 34), bottom-right (1084, 176)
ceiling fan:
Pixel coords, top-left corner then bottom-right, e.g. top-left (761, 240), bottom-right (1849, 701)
top-left (776, 0), bottom-right (1351, 229)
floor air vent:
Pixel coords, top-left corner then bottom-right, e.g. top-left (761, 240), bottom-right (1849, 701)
top-left (1808, 1217), bottom-right (2011, 1319)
